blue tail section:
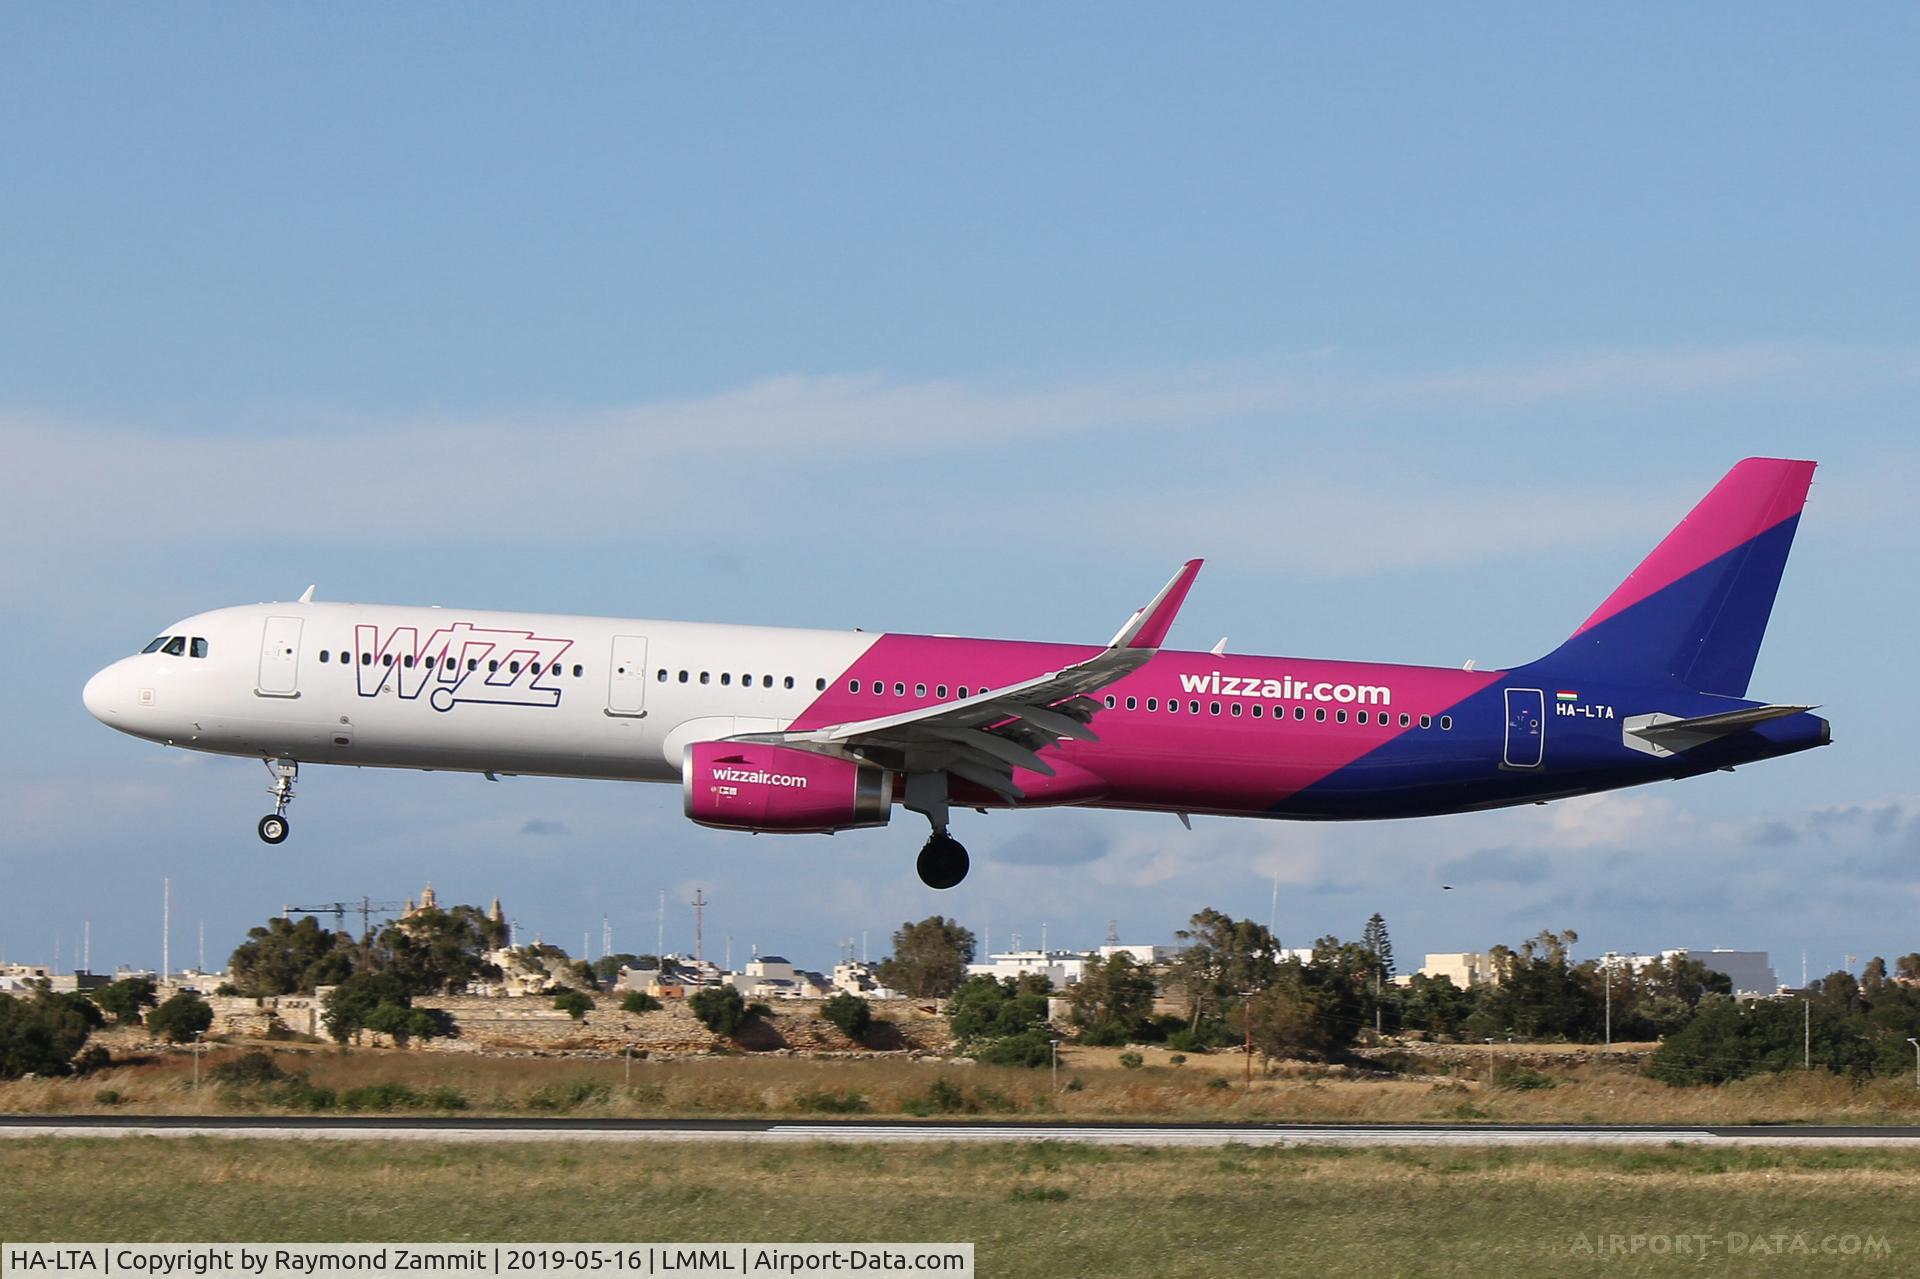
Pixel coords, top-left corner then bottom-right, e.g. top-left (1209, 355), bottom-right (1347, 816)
top-left (1525, 458), bottom-right (1815, 697)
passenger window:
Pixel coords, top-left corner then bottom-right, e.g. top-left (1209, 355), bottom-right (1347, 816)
top-left (1147, 697), bottom-right (1158, 711)
top-left (162, 637), bottom-right (187, 656)
top-left (894, 682), bottom-right (905, 696)
top-left (814, 678), bottom-right (824, 690)
top-left (764, 675), bottom-right (774, 688)
top-left (850, 680), bottom-right (861, 693)
top-left (740, 674), bottom-right (751, 686)
top-left (1441, 716), bottom-right (1453, 731)
top-left (1355, 711), bottom-right (1366, 725)
top-left (958, 686), bottom-right (969, 699)
top-left (1126, 697), bottom-right (1138, 710)
top-left (1210, 702), bottom-right (1221, 716)
top-left (1189, 700), bottom-right (1200, 714)
top-left (468, 659), bottom-right (478, 671)
top-left (1231, 703), bottom-right (1242, 717)
top-left (572, 664), bottom-right (583, 678)
top-left (1105, 696), bottom-right (1117, 709)
top-left (403, 655), bottom-right (415, 668)
top-left (191, 638), bottom-right (208, 658)
top-left (1400, 713), bottom-right (1410, 727)
top-left (384, 654), bottom-right (396, 667)
top-left (142, 637), bottom-right (169, 654)
top-left (362, 654), bottom-right (372, 667)
top-left (936, 685), bottom-right (948, 699)
top-left (680, 671), bottom-right (690, 683)
top-left (782, 676), bottom-right (792, 689)
top-left (1250, 704), bottom-right (1261, 718)
top-left (915, 683), bottom-right (927, 697)
top-left (340, 652), bottom-right (349, 665)
top-left (721, 673), bottom-right (731, 686)
top-left (487, 660), bottom-right (498, 672)
top-left (1336, 710), bottom-right (1347, 723)
top-left (657, 669), bottom-right (668, 682)
top-left (700, 672), bottom-right (710, 684)
top-left (1420, 715), bottom-right (1432, 729)
top-left (510, 661), bottom-right (522, 674)
top-left (319, 650), bottom-right (329, 663)
top-left (1316, 708), bottom-right (1326, 722)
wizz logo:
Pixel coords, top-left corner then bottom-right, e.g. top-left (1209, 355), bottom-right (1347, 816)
top-left (354, 623), bottom-right (576, 713)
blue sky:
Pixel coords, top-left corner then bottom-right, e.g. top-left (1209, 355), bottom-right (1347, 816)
top-left (3, 7), bottom-right (1916, 984)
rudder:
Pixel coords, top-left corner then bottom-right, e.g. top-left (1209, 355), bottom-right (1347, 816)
top-left (1529, 457), bottom-right (1816, 697)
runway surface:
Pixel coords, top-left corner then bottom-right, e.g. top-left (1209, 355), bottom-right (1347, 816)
top-left (6, 1115), bottom-right (1920, 1146)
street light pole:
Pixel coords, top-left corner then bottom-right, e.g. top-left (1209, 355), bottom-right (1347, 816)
top-left (1605, 962), bottom-right (1612, 1052)
top-left (1907, 1038), bottom-right (1918, 1089)
top-left (1050, 1038), bottom-right (1061, 1093)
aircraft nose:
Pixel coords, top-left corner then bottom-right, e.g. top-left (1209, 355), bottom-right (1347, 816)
top-left (83, 663), bottom-right (122, 723)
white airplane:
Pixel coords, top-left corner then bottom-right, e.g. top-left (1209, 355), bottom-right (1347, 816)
top-left (80, 459), bottom-right (1830, 889)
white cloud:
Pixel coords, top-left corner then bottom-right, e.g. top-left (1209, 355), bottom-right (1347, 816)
top-left (0, 343), bottom-right (1834, 593)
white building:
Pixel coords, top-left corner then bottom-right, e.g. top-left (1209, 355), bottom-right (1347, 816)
top-left (1418, 952), bottom-right (1500, 987)
top-left (1097, 943), bottom-right (1176, 967)
top-left (1599, 948), bottom-right (1778, 996)
top-left (966, 949), bottom-right (1091, 990)
top-left (832, 961), bottom-right (900, 1000)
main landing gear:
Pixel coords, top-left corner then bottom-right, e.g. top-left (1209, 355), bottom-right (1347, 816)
top-left (916, 831), bottom-right (970, 890)
top-left (258, 758), bottom-right (297, 845)
top-left (905, 770), bottom-right (969, 889)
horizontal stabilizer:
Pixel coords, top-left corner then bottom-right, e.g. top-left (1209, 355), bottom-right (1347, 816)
top-left (1622, 704), bottom-right (1815, 757)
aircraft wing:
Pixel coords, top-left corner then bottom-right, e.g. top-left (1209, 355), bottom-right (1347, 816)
top-left (732, 559), bottom-right (1203, 801)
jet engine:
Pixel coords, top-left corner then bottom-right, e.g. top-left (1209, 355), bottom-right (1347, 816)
top-left (682, 741), bottom-right (893, 834)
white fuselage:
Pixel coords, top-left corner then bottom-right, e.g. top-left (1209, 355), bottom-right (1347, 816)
top-left (83, 601), bottom-right (882, 783)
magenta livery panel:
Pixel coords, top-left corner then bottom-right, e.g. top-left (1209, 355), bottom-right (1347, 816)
top-left (83, 458), bottom-right (1829, 888)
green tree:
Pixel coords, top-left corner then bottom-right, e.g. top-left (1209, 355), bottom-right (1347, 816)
top-left (553, 990), bottom-right (594, 1019)
top-left (1362, 913), bottom-right (1396, 982)
top-left (146, 991), bottom-right (214, 1044)
top-left (591, 953), bottom-right (649, 987)
top-left (228, 915), bottom-right (353, 996)
top-left (1242, 938), bottom-right (1371, 1062)
top-left (948, 975), bottom-right (1050, 1048)
top-left (822, 993), bottom-right (873, 1042)
top-left (90, 977), bottom-right (159, 1025)
top-left (1068, 953), bottom-right (1157, 1042)
top-left (366, 905), bottom-right (507, 995)
top-left (1401, 973), bottom-right (1476, 1039)
top-left (321, 972), bottom-right (441, 1044)
top-left (1168, 908), bottom-right (1281, 1025)
top-left (689, 986), bottom-right (749, 1036)
top-left (1477, 930), bottom-right (1602, 1041)
top-left (0, 992), bottom-right (96, 1078)
top-left (1650, 996), bottom-right (1875, 1085)
top-left (621, 990), bottom-right (662, 1014)
top-left (876, 917), bottom-right (976, 998)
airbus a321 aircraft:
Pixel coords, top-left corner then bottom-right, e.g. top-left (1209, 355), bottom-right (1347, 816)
top-left (83, 457), bottom-right (1828, 889)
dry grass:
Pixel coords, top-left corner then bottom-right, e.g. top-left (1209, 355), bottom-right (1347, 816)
top-left (2, 1138), bottom-right (1917, 1277)
top-left (15, 1042), bottom-right (1920, 1126)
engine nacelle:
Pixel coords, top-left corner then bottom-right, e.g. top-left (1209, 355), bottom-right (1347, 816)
top-left (682, 742), bottom-right (893, 834)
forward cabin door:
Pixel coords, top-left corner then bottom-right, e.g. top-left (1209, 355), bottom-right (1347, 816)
top-left (607, 635), bottom-right (650, 717)
top-left (257, 616), bottom-right (303, 698)
top-left (1503, 687), bottom-right (1545, 769)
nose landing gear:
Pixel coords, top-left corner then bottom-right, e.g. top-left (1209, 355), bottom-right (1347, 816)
top-left (258, 758), bottom-right (297, 845)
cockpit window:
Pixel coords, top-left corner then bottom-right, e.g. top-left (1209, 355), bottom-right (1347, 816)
top-left (161, 637), bottom-right (187, 657)
top-left (190, 637), bottom-right (209, 658)
top-left (142, 637), bottom-right (170, 654)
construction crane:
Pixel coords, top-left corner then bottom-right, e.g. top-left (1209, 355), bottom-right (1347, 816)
top-left (280, 896), bottom-right (406, 940)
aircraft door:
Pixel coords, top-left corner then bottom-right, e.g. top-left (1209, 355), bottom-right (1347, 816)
top-left (607, 635), bottom-right (649, 717)
top-left (257, 616), bottom-right (303, 697)
top-left (1503, 687), bottom-right (1545, 769)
